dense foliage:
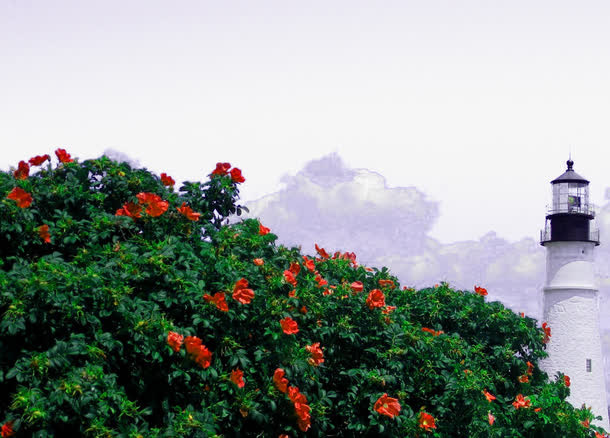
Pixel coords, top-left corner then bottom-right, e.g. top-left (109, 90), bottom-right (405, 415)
top-left (0, 150), bottom-right (607, 437)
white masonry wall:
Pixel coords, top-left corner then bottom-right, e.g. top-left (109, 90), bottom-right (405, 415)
top-left (541, 241), bottom-right (609, 430)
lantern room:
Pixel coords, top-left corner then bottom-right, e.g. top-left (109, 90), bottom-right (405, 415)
top-left (540, 159), bottom-right (599, 245)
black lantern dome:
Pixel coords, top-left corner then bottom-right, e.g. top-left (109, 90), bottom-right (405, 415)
top-left (541, 159), bottom-right (599, 245)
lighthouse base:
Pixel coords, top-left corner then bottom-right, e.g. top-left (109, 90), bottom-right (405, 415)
top-left (540, 287), bottom-right (609, 431)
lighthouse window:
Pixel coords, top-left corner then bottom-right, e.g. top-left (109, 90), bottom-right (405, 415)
top-left (586, 359), bottom-right (592, 372)
top-left (568, 195), bottom-right (581, 211)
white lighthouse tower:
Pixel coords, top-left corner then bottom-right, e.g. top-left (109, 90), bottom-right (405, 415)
top-left (540, 159), bottom-right (609, 429)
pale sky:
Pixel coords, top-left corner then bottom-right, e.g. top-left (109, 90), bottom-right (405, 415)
top-left (2, 0), bottom-right (610, 244)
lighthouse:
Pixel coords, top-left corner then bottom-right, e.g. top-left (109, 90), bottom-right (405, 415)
top-left (540, 159), bottom-right (609, 429)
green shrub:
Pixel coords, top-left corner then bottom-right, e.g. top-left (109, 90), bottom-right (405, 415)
top-left (0, 150), bottom-right (606, 437)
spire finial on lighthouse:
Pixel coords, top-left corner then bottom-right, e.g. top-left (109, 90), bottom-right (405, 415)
top-left (567, 158), bottom-right (574, 171)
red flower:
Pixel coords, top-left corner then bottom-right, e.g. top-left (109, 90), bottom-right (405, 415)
top-left (300, 306), bottom-right (307, 314)
top-left (418, 411), bottom-right (436, 430)
top-left (280, 317), bottom-right (298, 335)
top-left (283, 270), bottom-right (297, 287)
top-left (273, 368), bottom-right (289, 393)
top-left (288, 262), bottom-right (300, 276)
top-left (314, 272), bottom-right (328, 288)
top-left (581, 419), bottom-right (590, 428)
top-left (160, 172), bottom-right (175, 186)
top-left (518, 374), bottom-right (529, 383)
top-left (488, 412), bottom-right (495, 425)
top-left (382, 305), bottom-right (396, 315)
top-left (474, 285), bottom-right (488, 296)
top-left (7, 187), bottom-right (33, 208)
top-left (542, 322), bottom-right (551, 343)
top-left (378, 279), bottom-right (395, 289)
top-left (230, 167), bottom-right (245, 183)
top-left (512, 394), bottom-right (531, 409)
top-left (184, 336), bottom-right (212, 368)
top-left (374, 393), bottom-right (401, 418)
top-left (483, 389), bottom-right (496, 402)
top-left (259, 223), bottom-right (270, 235)
top-left (1, 421), bottom-right (14, 438)
top-left (211, 162), bottom-right (231, 176)
top-left (231, 368), bottom-right (245, 388)
top-left (366, 289), bottom-right (385, 309)
top-left (38, 224), bottom-right (51, 243)
top-left (203, 292), bottom-right (229, 312)
top-left (136, 192), bottom-right (169, 217)
top-left (421, 327), bottom-right (443, 336)
top-left (115, 201), bottom-right (142, 219)
top-left (306, 342), bottom-right (324, 366)
top-left (233, 288), bottom-right (254, 304)
top-left (350, 281), bottom-right (364, 293)
top-left (526, 361), bottom-right (534, 376)
top-left (302, 256), bottom-right (315, 272)
top-left (234, 278), bottom-right (249, 290)
top-left (177, 202), bottom-right (201, 221)
top-left (314, 243), bottom-right (330, 259)
top-left (13, 160), bottom-right (29, 180)
top-left (55, 148), bottom-right (73, 163)
top-left (29, 154), bottom-right (50, 166)
top-left (167, 331), bottom-right (184, 352)
top-left (253, 258), bottom-right (264, 266)
top-left (232, 278), bottom-right (254, 304)
top-left (564, 375), bottom-right (571, 387)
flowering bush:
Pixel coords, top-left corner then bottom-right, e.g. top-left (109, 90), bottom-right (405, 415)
top-left (0, 151), bottom-right (607, 437)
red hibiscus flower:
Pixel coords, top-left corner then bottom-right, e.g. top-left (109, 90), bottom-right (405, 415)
top-left (259, 223), bottom-right (270, 235)
top-left (7, 187), bottom-right (33, 208)
top-left (203, 292), bottom-right (229, 312)
top-left (421, 327), bottom-right (443, 336)
top-left (474, 285), bottom-right (488, 296)
top-left (177, 202), bottom-right (201, 221)
top-left (518, 374), bottom-right (529, 383)
top-left (366, 289), bottom-right (385, 309)
top-left (160, 172), bottom-right (175, 186)
top-left (232, 278), bottom-right (254, 304)
top-left (300, 306), bottom-right (307, 314)
top-left (418, 411), bottom-right (436, 430)
top-left (233, 288), bottom-right (254, 304)
top-left (29, 154), bottom-right (50, 166)
top-left (211, 162), bottom-right (231, 177)
top-left (288, 262), bottom-right (300, 276)
top-left (512, 394), bottom-right (531, 409)
top-left (314, 273), bottom-right (328, 288)
top-left (184, 336), bottom-right (212, 368)
top-left (230, 167), bottom-right (245, 183)
top-left (542, 322), bottom-right (551, 343)
top-left (488, 412), bottom-right (495, 425)
top-left (136, 192), bottom-right (168, 217)
top-left (38, 224), bottom-right (51, 243)
top-left (382, 305), bottom-right (396, 315)
top-left (564, 375), bottom-right (571, 387)
top-left (526, 361), bottom-right (534, 375)
top-left (280, 317), bottom-right (298, 335)
top-left (581, 419), bottom-right (590, 428)
top-left (483, 389), bottom-right (496, 402)
top-left (55, 148), bottom-right (73, 163)
top-left (13, 160), bottom-right (29, 180)
top-left (302, 256), bottom-right (315, 272)
top-left (306, 342), bottom-right (324, 366)
top-left (314, 243), bottom-right (330, 259)
top-left (1, 421), bottom-right (15, 438)
top-left (378, 279), bottom-right (395, 289)
top-left (167, 331), bottom-right (184, 352)
top-left (253, 258), bottom-right (264, 266)
top-left (273, 368), bottom-right (289, 393)
top-left (231, 368), bottom-right (245, 388)
top-left (374, 393), bottom-right (401, 418)
top-left (115, 201), bottom-right (142, 219)
top-left (283, 270), bottom-right (297, 287)
top-left (350, 281), bottom-right (364, 293)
